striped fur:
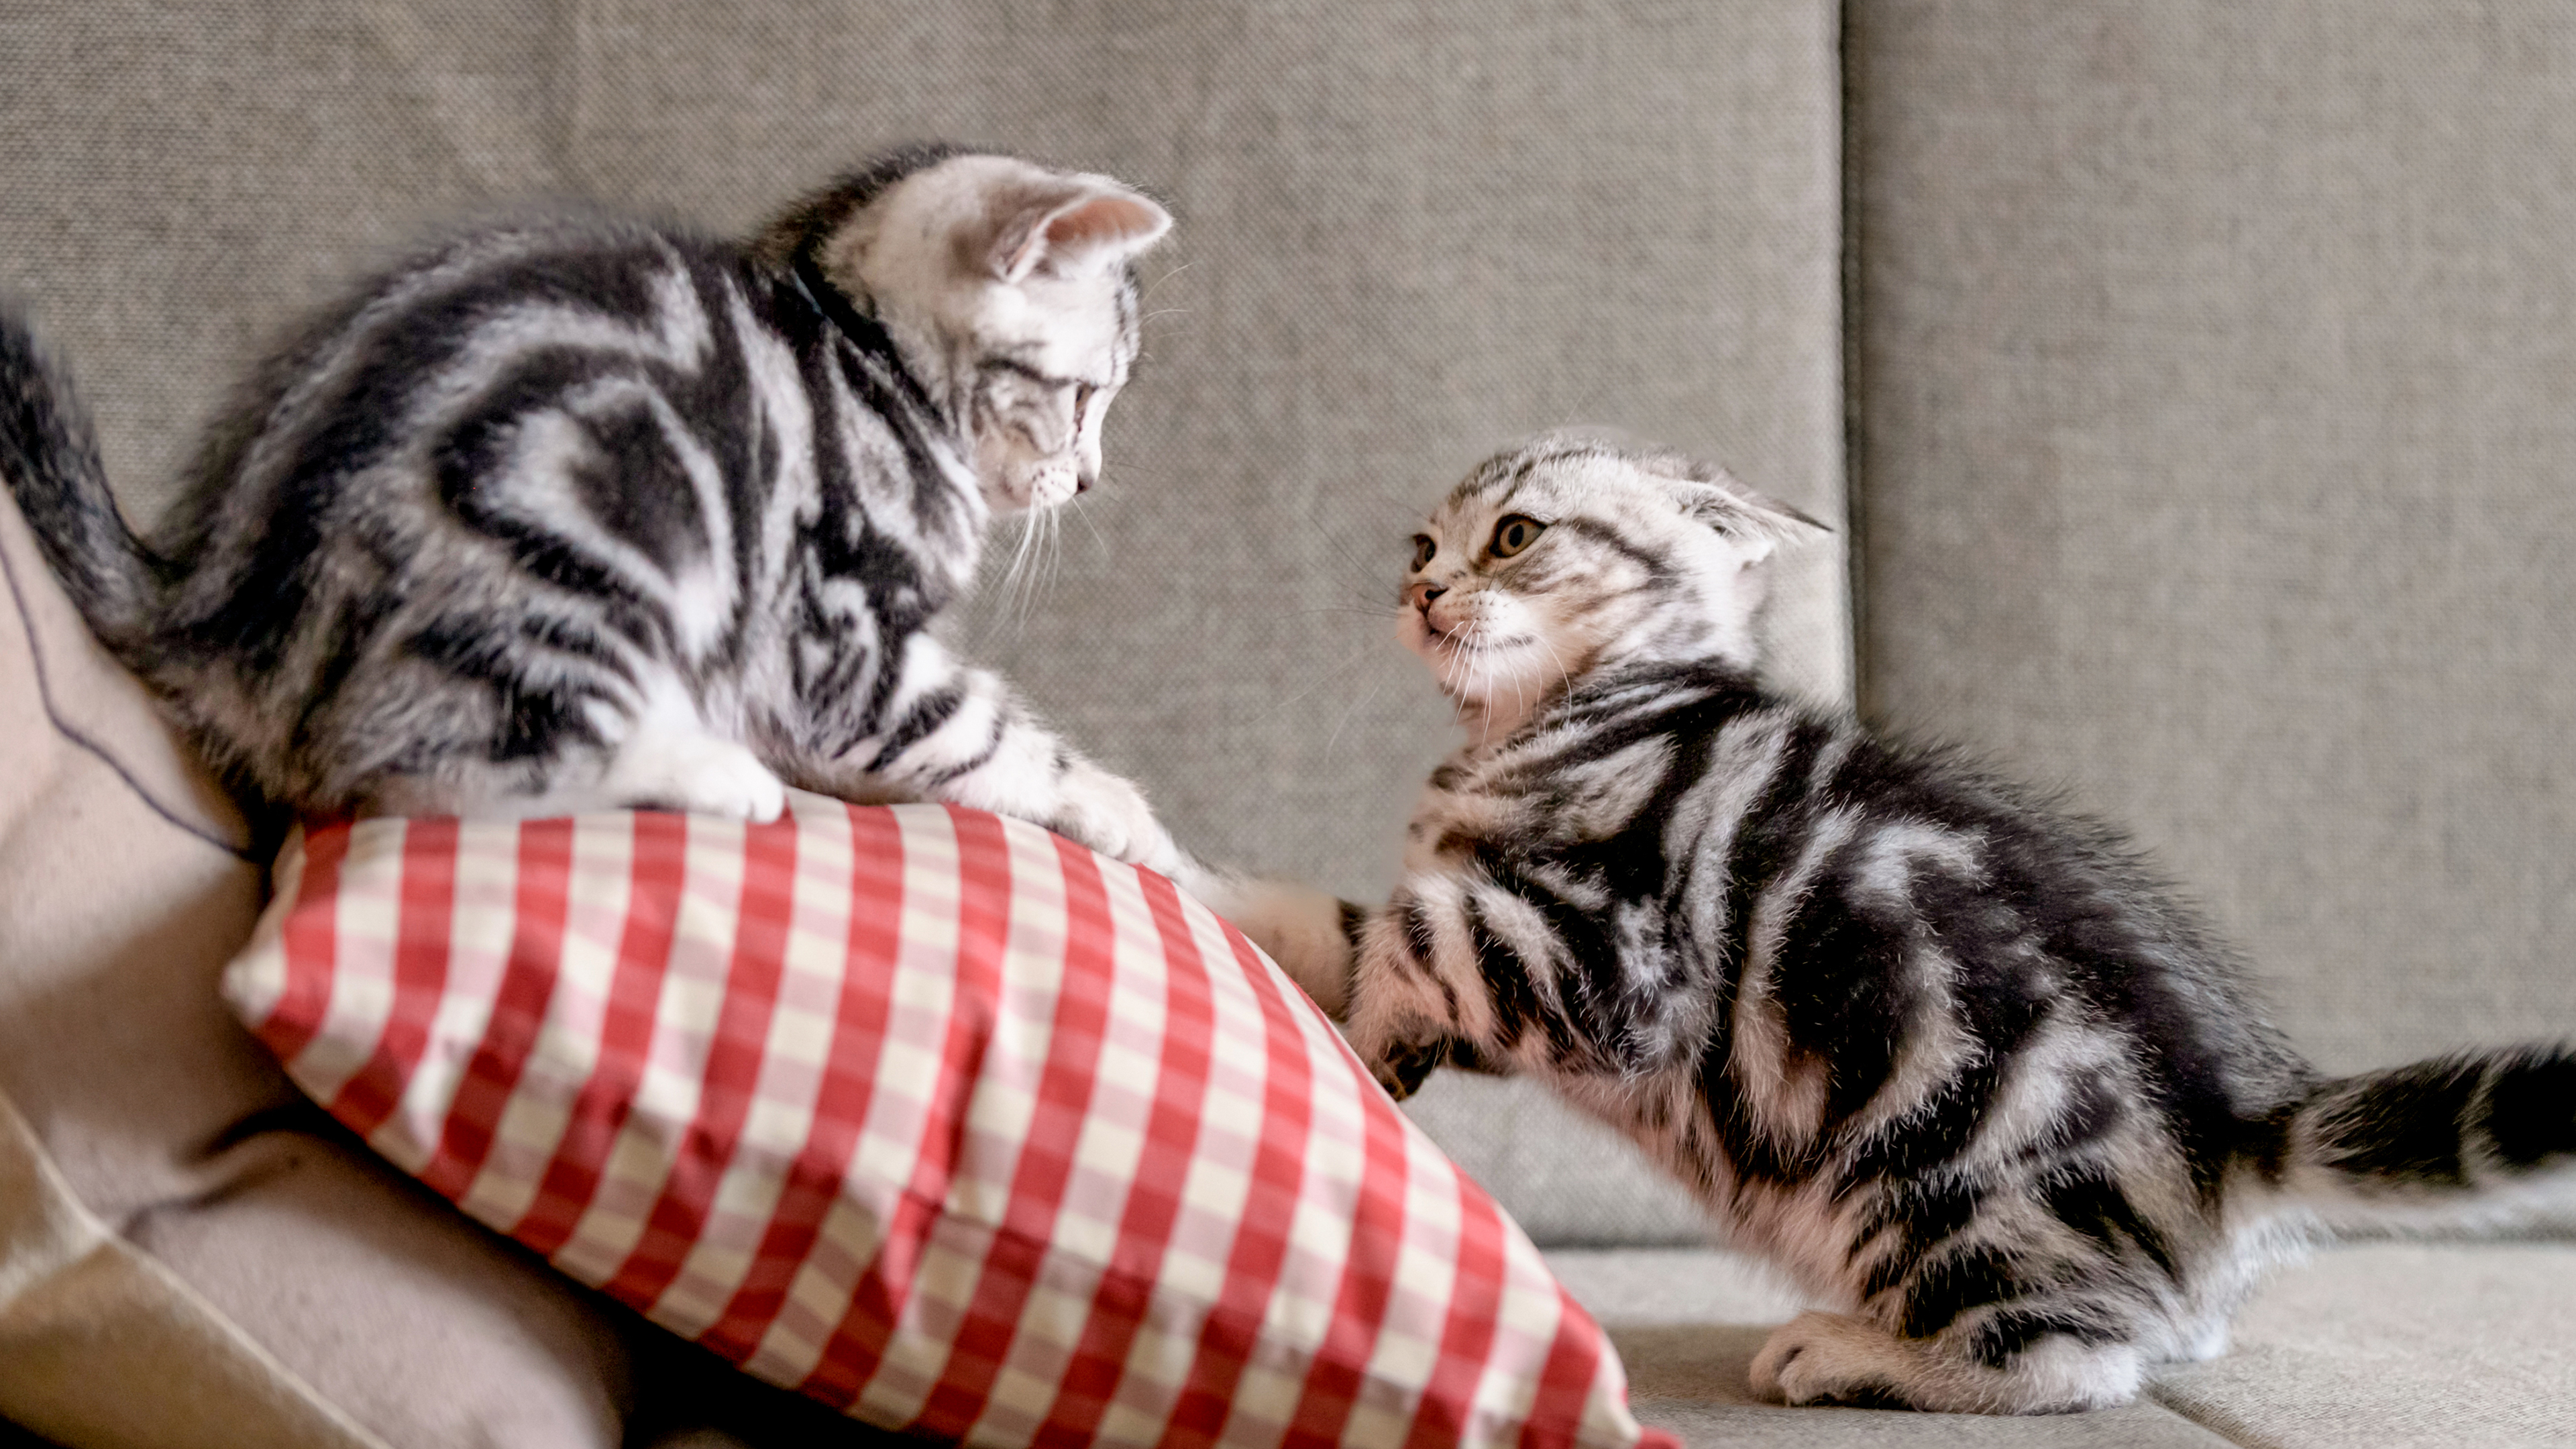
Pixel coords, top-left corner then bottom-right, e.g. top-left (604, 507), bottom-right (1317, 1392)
top-left (1219, 433), bottom-right (2576, 1413)
top-left (0, 147), bottom-right (1185, 870)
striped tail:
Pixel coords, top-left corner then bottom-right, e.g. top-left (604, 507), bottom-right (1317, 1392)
top-left (2274, 1044), bottom-right (2576, 1229)
top-left (0, 307), bottom-right (158, 657)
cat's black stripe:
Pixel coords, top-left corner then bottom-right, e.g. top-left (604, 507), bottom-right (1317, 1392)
top-left (1539, 514), bottom-right (1668, 578)
top-left (290, 588), bottom-right (406, 759)
top-left (2043, 1167), bottom-right (2177, 1277)
top-left (2314, 1057), bottom-right (2481, 1184)
top-left (1772, 840), bottom-right (1918, 1128)
top-left (566, 396), bottom-right (714, 575)
top-left (2480, 1048), bottom-right (2576, 1169)
top-left (864, 685), bottom-right (965, 773)
top-left (441, 488), bottom-right (675, 655)
top-left (1461, 881), bottom-right (1585, 1063)
top-left (1854, 1176), bottom-right (1986, 1299)
top-left (1968, 1308), bottom-right (2125, 1370)
top-left (918, 713), bottom-right (1009, 790)
top-left (1713, 716), bottom-right (1830, 977)
top-left (516, 611), bottom-right (639, 684)
top-left (1393, 891), bottom-right (1466, 1029)
top-left (405, 611), bottom-right (615, 761)
top-left (1898, 1244), bottom-right (2030, 1340)
top-left (837, 524), bottom-right (939, 739)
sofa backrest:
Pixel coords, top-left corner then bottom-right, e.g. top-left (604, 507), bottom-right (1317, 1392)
top-left (1847, 1), bottom-right (2576, 1075)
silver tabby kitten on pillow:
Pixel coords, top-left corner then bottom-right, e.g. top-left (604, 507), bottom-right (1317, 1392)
top-left (0, 146), bottom-right (1187, 871)
top-left (1220, 433), bottom-right (2576, 1414)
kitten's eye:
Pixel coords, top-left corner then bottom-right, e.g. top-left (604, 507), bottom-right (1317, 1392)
top-left (1489, 515), bottom-right (1546, 558)
top-left (1410, 535), bottom-right (1437, 571)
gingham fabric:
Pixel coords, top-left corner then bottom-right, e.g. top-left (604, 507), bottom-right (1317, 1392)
top-left (220, 790), bottom-right (1676, 1449)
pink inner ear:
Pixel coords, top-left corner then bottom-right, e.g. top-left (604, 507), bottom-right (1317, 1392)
top-left (1004, 191), bottom-right (1172, 280)
top-left (1045, 193), bottom-right (1169, 251)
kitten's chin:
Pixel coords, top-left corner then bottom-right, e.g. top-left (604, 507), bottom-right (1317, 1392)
top-left (1408, 625), bottom-right (1566, 724)
top-left (984, 464), bottom-right (1081, 513)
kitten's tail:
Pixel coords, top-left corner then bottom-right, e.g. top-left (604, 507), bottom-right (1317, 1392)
top-left (2262, 1044), bottom-right (2576, 1234)
top-left (0, 307), bottom-right (160, 658)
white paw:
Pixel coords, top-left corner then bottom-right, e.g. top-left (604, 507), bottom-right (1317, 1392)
top-left (1056, 763), bottom-right (1178, 871)
top-left (1751, 1309), bottom-right (2141, 1414)
top-left (1750, 1312), bottom-right (1918, 1409)
top-left (607, 733), bottom-right (788, 823)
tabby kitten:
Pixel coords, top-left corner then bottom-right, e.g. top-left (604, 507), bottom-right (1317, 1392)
top-left (1220, 433), bottom-right (2576, 1413)
top-left (1, 146), bottom-right (1183, 870)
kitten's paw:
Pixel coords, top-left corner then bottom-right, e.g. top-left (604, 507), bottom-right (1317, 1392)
top-left (1750, 1313), bottom-right (1919, 1409)
top-left (1053, 763), bottom-right (1179, 873)
top-left (1750, 1309), bottom-right (2143, 1413)
top-left (608, 733), bottom-right (788, 823)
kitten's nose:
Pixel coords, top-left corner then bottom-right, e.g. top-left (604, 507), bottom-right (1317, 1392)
top-left (1406, 581), bottom-right (1447, 611)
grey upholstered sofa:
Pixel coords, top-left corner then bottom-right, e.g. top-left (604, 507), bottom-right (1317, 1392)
top-left (3, 4), bottom-right (2571, 1446)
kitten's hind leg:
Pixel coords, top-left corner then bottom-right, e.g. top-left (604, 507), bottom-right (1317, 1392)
top-left (1750, 1309), bottom-right (2143, 1415)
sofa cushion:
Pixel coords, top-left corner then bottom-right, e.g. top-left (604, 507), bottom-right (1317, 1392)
top-left (0, 486), bottom-right (639, 1447)
top-left (1545, 1242), bottom-right (2576, 1448)
top-left (227, 796), bottom-right (1675, 1449)
top-left (0, 1089), bottom-right (384, 1449)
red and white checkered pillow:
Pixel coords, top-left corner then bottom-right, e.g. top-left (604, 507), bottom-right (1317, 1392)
top-left (221, 791), bottom-right (1674, 1449)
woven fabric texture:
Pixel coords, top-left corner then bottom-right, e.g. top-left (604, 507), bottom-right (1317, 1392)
top-left (1847, 0), bottom-right (2576, 1073)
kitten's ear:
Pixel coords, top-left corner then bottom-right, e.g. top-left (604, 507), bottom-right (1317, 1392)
top-left (1657, 466), bottom-right (1831, 563)
top-left (987, 181), bottom-right (1173, 283)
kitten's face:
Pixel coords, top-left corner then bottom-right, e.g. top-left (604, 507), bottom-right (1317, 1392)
top-left (1399, 436), bottom-right (1821, 732)
top-left (824, 154), bottom-right (1170, 514)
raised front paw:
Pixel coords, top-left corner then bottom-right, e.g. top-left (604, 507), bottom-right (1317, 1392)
top-left (1055, 762), bottom-right (1181, 873)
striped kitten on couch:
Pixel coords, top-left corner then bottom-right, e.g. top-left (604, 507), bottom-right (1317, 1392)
top-left (0, 146), bottom-right (1185, 871)
top-left (1217, 433), bottom-right (2576, 1414)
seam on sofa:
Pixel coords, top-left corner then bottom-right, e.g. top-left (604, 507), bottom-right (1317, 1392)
top-left (0, 505), bottom-right (258, 864)
top-left (2143, 1385), bottom-right (2282, 1449)
top-left (1834, 0), bottom-right (1874, 718)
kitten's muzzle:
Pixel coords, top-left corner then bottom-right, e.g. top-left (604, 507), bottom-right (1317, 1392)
top-left (1406, 581), bottom-right (1457, 637)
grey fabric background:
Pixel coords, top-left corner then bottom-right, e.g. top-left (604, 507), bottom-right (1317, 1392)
top-left (1847, 1), bottom-right (2576, 1075)
top-left (0, 1), bottom-right (1846, 1246)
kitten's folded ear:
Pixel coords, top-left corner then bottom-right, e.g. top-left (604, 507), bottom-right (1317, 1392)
top-left (987, 180), bottom-right (1173, 283)
top-left (1658, 464), bottom-right (1832, 562)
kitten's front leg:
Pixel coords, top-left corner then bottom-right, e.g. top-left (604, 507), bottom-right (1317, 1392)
top-left (828, 635), bottom-right (1183, 873)
top-left (1189, 873), bottom-right (1362, 1014)
top-left (1334, 883), bottom-right (1507, 1097)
